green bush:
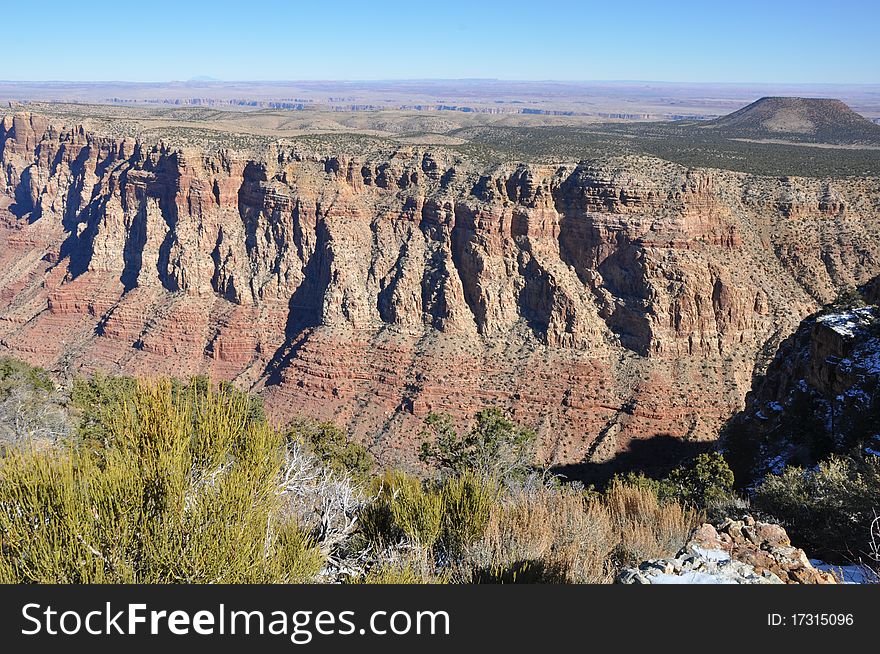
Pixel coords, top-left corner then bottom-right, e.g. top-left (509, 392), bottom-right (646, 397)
top-left (611, 471), bottom-right (663, 497)
top-left (70, 374), bottom-right (265, 445)
top-left (0, 380), bottom-right (323, 583)
top-left (0, 357), bottom-right (54, 395)
top-left (286, 418), bottom-right (373, 482)
top-left (0, 363), bottom-right (730, 584)
top-left (609, 453), bottom-right (737, 511)
top-left (346, 558), bottom-right (448, 584)
top-left (418, 408), bottom-right (536, 479)
top-left (0, 357), bottom-right (70, 448)
top-left (830, 286), bottom-right (866, 310)
top-left (753, 454), bottom-right (880, 562)
top-left (390, 478), bottom-right (445, 549)
top-left (358, 505), bottom-right (396, 548)
top-left (358, 471), bottom-right (443, 549)
top-left (660, 452), bottom-right (735, 508)
top-left (70, 373), bottom-right (139, 443)
top-left (359, 470), bottom-right (496, 560)
top-left (440, 471), bottom-right (498, 557)
top-left (471, 559), bottom-right (569, 584)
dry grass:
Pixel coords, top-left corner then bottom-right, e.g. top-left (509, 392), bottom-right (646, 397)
top-left (602, 480), bottom-right (703, 568)
top-left (459, 481), bottom-right (702, 583)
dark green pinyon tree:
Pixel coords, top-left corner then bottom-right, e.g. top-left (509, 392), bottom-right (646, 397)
top-left (418, 407), bottom-right (537, 479)
top-left (285, 417), bottom-right (374, 483)
top-left (662, 452), bottom-right (735, 508)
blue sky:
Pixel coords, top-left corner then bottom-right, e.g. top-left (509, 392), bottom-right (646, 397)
top-left (6, 0), bottom-right (878, 83)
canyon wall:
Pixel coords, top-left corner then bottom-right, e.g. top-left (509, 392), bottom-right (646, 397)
top-left (2, 112), bottom-right (879, 467)
top-left (724, 301), bottom-right (880, 485)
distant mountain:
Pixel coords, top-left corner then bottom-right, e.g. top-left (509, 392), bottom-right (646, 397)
top-left (701, 97), bottom-right (880, 145)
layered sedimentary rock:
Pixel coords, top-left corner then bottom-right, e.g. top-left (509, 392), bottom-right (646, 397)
top-left (2, 112), bottom-right (880, 467)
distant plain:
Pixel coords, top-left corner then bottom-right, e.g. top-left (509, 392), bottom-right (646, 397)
top-left (5, 80), bottom-right (880, 177)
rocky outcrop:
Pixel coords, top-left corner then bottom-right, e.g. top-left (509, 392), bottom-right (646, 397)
top-left (616, 517), bottom-right (838, 584)
top-left (2, 112), bottom-right (880, 468)
top-left (724, 296), bottom-right (880, 485)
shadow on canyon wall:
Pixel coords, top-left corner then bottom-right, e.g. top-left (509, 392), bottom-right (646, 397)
top-left (552, 434), bottom-right (713, 487)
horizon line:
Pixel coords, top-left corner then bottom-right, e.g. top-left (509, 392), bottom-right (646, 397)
top-left (1, 78), bottom-right (879, 87)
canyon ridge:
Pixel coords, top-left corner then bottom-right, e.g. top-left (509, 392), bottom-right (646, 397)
top-left (2, 99), bottom-right (880, 471)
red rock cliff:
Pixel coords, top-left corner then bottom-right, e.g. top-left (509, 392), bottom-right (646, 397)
top-left (2, 112), bottom-right (880, 467)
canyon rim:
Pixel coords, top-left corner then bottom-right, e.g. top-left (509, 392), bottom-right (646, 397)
top-left (2, 101), bottom-right (880, 473)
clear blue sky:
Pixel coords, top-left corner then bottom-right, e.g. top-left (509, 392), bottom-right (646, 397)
top-left (6, 0), bottom-right (878, 83)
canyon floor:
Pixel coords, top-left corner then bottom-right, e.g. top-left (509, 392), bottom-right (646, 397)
top-left (2, 97), bottom-right (879, 476)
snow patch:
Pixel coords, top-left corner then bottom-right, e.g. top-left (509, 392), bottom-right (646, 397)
top-left (850, 338), bottom-right (880, 375)
top-left (845, 388), bottom-right (870, 404)
top-left (810, 560), bottom-right (878, 584)
top-left (817, 308), bottom-right (876, 338)
top-left (691, 546), bottom-right (731, 562)
top-left (648, 571), bottom-right (738, 585)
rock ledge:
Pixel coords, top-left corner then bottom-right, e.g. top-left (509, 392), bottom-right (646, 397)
top-left (616, 517), bottom-right (837, 584)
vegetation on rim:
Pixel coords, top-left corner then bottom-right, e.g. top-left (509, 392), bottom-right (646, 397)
top-left (0, 359), bottom-right (876, 582)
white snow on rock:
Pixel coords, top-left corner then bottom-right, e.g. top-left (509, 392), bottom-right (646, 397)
top-left (690, 546), bottom-right (731, 562)
top-left (649, 571), bottom-right (738, 585)
top-left (816, 307), bottom-right (876, 338)
top-left (617, 519), bottom-right (838, 585)
top-left (849, 338), bottom-right (880, 375)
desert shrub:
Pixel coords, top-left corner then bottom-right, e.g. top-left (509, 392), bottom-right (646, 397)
top-left (0, 357), bottom-right (70, 448)
top-left (390, 478), bottom-right (445, 549)
top-left (358, 471), bottom-right (407, 548)
top-left (602, 480), bottom-right (704, 569)
top-left (358, 470), bottom-right (415, 547)
top-left (0, 365), bottom-right (714, 584)
top-left (612, 454), bottom-right (740, 518)
top-left (660, 452), bottom-right (735, 508)
top-left (440, 471), bottom-right (498, 557)
top-left (457, 476), bottom-right (701, 583)
top-left (358, 470), bottom-right (444, 550)
top-left (753, 454), bottom-right (880, 562)
top-left (352, 565), bottom-right (440, 584)
top-left (276, 440), bottom-right (365, 560)
top-left (71, 373), bottom-right (264, 445)
top-left (471, 559), bottom-right (569, 584)
top-left (70, 373), bottom-right (139, 443)
top-left (0, 357), bottom-right (54, 394)
top-left (346, 554), bottom-right (448, 584)
top-left (418, 408), bottom-right (537, 479)
top-left (830, 286), bottom-right (866, 310)
top-left (359, 470), bottom-right (496, 563)
top-left (0, 379), bottom-right (323, 583)
top-left (462, 482), bottom-right (614, 583)
top-left (611, 471), bottom-right (663, 496)
top-left (286, 417), bottom-right (373, 483)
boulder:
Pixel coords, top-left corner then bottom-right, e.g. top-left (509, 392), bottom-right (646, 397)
top-left (616, 516), bottom-right (837, 584)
